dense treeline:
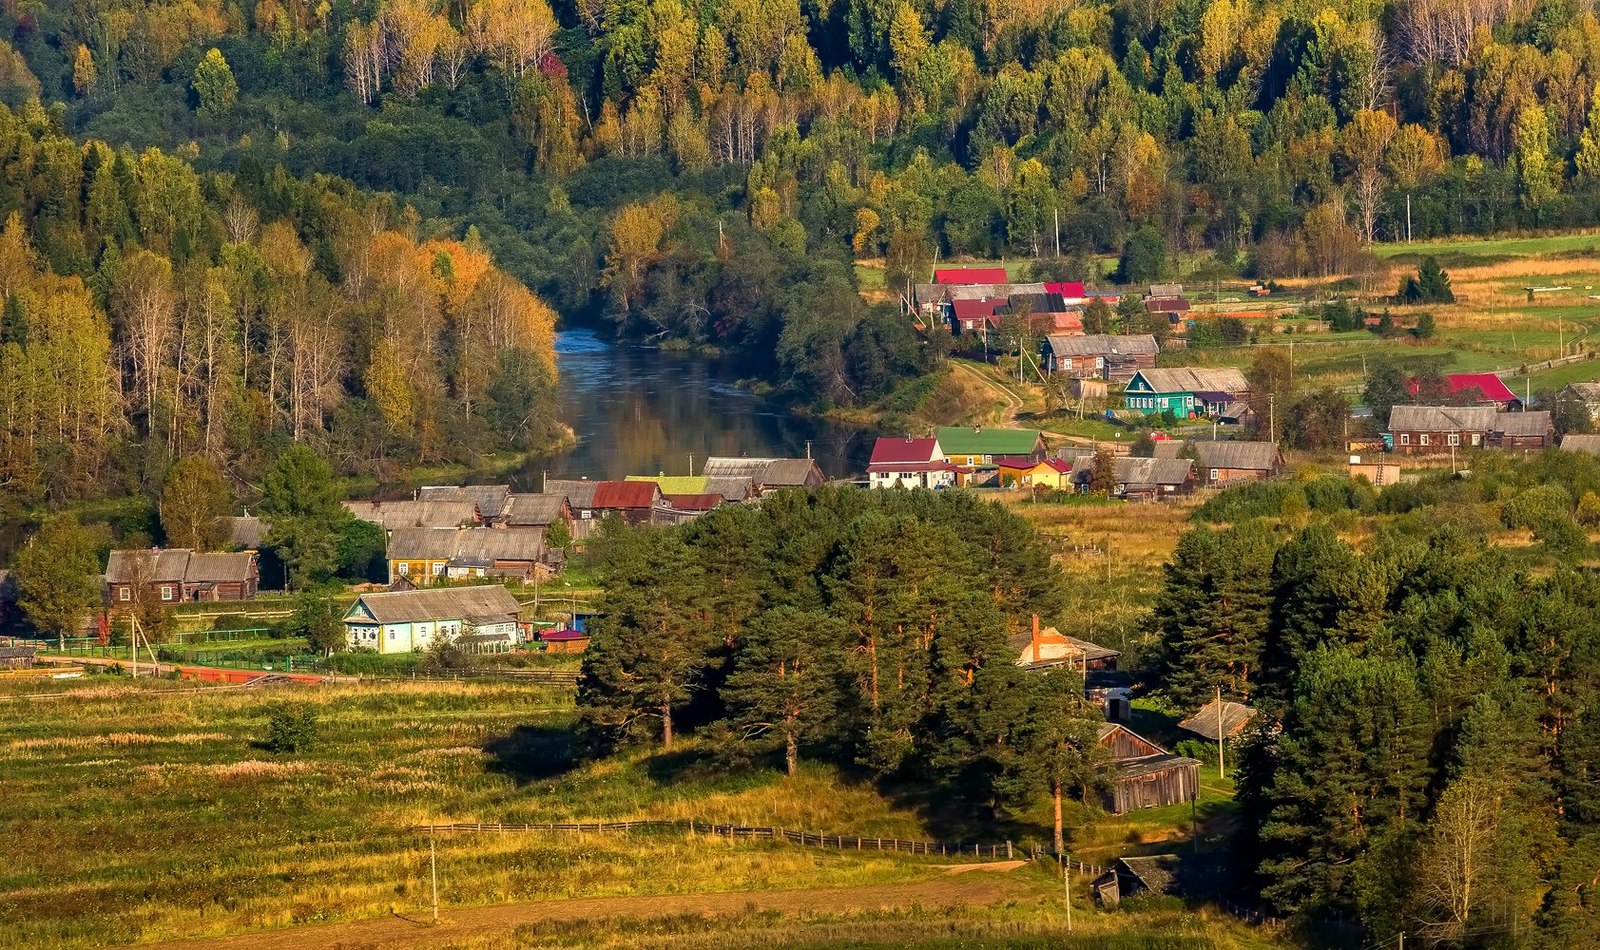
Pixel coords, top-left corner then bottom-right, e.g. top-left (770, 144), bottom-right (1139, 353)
top-left (578, 488), bottom-right (1107, 842)
top-left (1149, 451), bottom-right (1600, 942)
top-left (7, 0), bottom-right (1600, 402)
top-left (0, 100), bottom-right (559, 515)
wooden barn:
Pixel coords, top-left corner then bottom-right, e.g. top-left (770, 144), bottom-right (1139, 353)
top-left (1097, 723), bottom-right (1200, 814)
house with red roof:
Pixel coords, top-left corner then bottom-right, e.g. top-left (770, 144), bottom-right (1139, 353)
top-left (935, 266), bottom-right (1010, 285)
top-left (867, 437), bottom-right (956, 490)
top-left (1023, 457), bottom-right (1075, 490)
top-left (1043, 281), bottom-right (1086, 301)
top-left (949, 297), bottom-right (1007, 334)
top-left (591, 480), bottom-right (661, 525)
top-left (1407, 373), bottom-right (1523, 411)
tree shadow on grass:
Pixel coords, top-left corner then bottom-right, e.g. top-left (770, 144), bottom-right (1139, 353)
top-left (482, 724), bottom-right (580, 786)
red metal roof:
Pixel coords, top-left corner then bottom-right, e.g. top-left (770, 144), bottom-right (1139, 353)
top-left (936, 267), bottom-right (1009, 285)
top-left (994, 455), bottom-right (1037, 468)
top-left (1044, 281), bottom-right (1086, 298)
top-left (951, 297), bottom-right (1005, 319)
top-left (592, 481), bottom-right (658, 509)
top-left (1033, 458), bottom-right (1074, 474)
top-left (664, 493), bottom-right (724, 511)
top-left (541, 628), bottom-right (589, 641)
top-left (869, 437), bottom-right (942, 466)
top-left (1448, 373), bottom-right (1518, 402)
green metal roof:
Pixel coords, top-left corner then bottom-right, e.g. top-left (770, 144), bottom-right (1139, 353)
top-left (625, 475), bottom-right (711, 495)
top-left (936, 427), bottom-right (1044, 455)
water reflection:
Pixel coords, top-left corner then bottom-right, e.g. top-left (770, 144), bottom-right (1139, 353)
top-left (508, 328), bottom-right (876, 486)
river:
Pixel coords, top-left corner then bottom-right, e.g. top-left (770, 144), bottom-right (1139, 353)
top-left (508, 328), bottom-right (877, 487)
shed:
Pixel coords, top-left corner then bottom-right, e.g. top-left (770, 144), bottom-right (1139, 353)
top-left (1115, 855), bottom-right (1183, 897)
top-left (1178, 698), bottom-right (1259, 741)
top-left (0, 644), bottom-right (35, 670)
top-left (540, 627), bottom-right (591, 654)
top-left (1097, 723), bottom-right (1200, 813)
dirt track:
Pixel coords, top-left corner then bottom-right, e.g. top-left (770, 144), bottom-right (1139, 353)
top-left (147, 874), bottom-right (1024, 949)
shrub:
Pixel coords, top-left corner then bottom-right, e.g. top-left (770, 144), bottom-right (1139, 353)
top-left (1501, 484), bottom-right (1574, 533)
top-left (264, 705), bottom-right (318, 754)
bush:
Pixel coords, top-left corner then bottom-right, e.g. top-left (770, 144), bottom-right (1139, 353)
top-left (264, 705), bottom-right (318, 753)
top-left (1501, 484), bottom-right (1574, 533)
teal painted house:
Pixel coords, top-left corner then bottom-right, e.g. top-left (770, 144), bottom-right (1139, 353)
top-left (1125, 368), bottom-right (1249, 418)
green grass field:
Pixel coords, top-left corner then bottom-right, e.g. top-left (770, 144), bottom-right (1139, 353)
top-left (0, 673), bottom-right (1279, 949)
top-left (1373, 231), bottom-right (1600, 263)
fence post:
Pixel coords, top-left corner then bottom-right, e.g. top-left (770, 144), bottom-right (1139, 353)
top-left (1007, 841), bottom-right (1013, 860)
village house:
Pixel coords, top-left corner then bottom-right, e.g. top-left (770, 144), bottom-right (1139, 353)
top-left (104, 549), bottom-right (260, 606)
top-left (1073, 455), bottom-right (1196, 499)
top-left (1022, 458), bottom-right (1075, 490)
top-left (385, 528), bottom-right (549, 586)
top-left (343, 585), bottom-right (523, 655)
top-left (345, 499), bottom-right (480, 530)
top-left (1154, 440), bottom-right (1282, 487)
top-left (949, 297), bottom-right (1007, 335)
top-left (935, 266), bottom-right (1010, 284)
top-left (1560, 434), bottom-right (1600, 455)
top-left (1040, 334), bottom-right (1159, 381)
top-left (216, 515), bottom-right (266, 550)
top-left (867, 437), bottom-right (956, 489)
top-left (1559, 381), bottom-right (1600, 426)
top-left (593, 480), bottom-right (663, 524)
top-left (1097, 723), bottom-right (1201, 814)
top-left (1408, 373), bottom-right (1523, 411)
top-left (1386, 406), bottom-right (1554, 453)
top-left (1125, 368), bottom-right (1250, 418)
top-left (417, 484), bottom-right (513, 523)
top-left (1015, 621), bottom-right (1122, 672)
top-left (543, 479), bottom-right (602, 539)
top-left (657, 493), bottom-right (725, 524)
top-left (499, 493), bottom-right (574, 532)
top-left (936, 426), bottom-right (1047, 467)
top-left (1144, 283), bottom-right (1191, 324)
top-left (701, 457), bottom-right (825, 495)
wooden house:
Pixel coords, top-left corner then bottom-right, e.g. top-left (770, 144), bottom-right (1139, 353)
top-left (949, 297), bottom-right (1007, 335)
top-left (995, 455), bottom-right (1038, 486)
top-left (1559, 382), bottom-right (1600, 427)
top-left (104, 549), bottom-right (259, 607)
top-left (1386, 406), bottom-right (1553, 453)
top-left (344, 585), bottom-right (522, 654)
top-left (499, 493), bottom-right (574, 532)
top-left (384, 527), bottom-right (547, 585)
top-left (1125, 368), bottom-right (1249, 418)
top-left (592, 480), bottom-right (662, 524)
top-left (0, 644), bottom-right (36, 670)
top-left (1039, 334), bottom-right (1158, 381)
top-left (701, 457), bottom-right (825, 495)
top-left (1153, 440), bottom-right (1282, 487)
top-left (659, 493), bottom-right (724, 524)
top-left (1016, 622), bottom-right (1121, 672)
top-left (1496, 410), bottom-right (1555, 449)
top-left (1023, 458), bottom-right (1075, 490)
top-left (1072, 455), bottom-right (1195, 499)
top-left (544, 479), bottom-right (602, 539)
top-left (867, 438), bottom-right (956, 490)
top-left (216, 515), bottom-right (266, 550)
top-left (936, 427), bottom-right (1047, 467)
top-left (417, 484), bottom-right (513, 523)
top-left (1097, 723), bottom-right (1201, 813)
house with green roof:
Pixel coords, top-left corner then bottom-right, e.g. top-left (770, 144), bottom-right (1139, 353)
top-left (935, 427), bottom-right (1047, 467)
top-left (625, 474), bottom-right (712, 495)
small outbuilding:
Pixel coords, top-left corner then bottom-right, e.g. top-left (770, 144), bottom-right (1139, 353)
top-left (1097, 723), bottom-right (1200, 814)
top-left (1179, 698), bottom-right (1259, 743)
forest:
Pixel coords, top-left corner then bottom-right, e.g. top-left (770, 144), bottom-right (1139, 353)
top-left (2, 0), bottom-right (1599, 408)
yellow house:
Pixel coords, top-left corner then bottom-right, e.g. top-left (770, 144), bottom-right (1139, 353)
top-left (996, 456), bottom-right (1037, 487)
top-left (1024, 458), bottom-right (1075, 490)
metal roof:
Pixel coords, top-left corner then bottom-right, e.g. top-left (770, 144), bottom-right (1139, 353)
top-left (1560, 434), bottom-right (1600, 454)
top-left (217, 516), bottom-right (266, 550)
top-left (869, 438), bottom-right (944, 465)
top-left (386, 528), bottom-right (544, 562)
top-left (1043, 333), bottom-right (1158, 357)
top-left (348, 585), bottom-right (521, 625)
top-left (1130, 367), bottom-right (1249, 395)
top-left (1496, 410), bottom-right (1553, 437)
top-left (345, 500), bottom-right (478, 530)
top-left (935, 427), bottom-right (1044, 456)
top-left (417, 484), bottom-right (511, 517)
top-left (1179, 699), bottom-right (1259, 741)
top-left (592, 481), bottom-right (660, 509)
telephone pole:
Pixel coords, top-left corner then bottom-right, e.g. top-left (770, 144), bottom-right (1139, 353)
top-left (1216, 686), bottom-right (1226, 779)
top-left (688, 454), bottom-right (694, 477)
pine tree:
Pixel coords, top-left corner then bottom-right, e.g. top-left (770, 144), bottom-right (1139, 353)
top-left (1149, 523), bottom-right (1275, 710)
top-left (723, 606), bottom-right (845, 775)
top-left (1004, 667), bottom-right (1111, 851)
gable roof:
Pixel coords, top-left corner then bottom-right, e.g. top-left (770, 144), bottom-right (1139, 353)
top-left (1148, 283), bottom-right (1184, 298)
top-left (385, 528), bottom-right (466, 561)
top-left (626, 475), bottom-right (712, 495)
top-left (1018, 627), bottom-right (1121, 668)
top-left (1075, 455), bottom-right (1194, 487)
top-left (951, 297), bottom-right (1006, 320)
top-left (1144, 296), bottom-right (1191, 313)
top-left (1561, 434), bottom-right (1600, 454)
top-left (935, 426), bottom-right (1044, 456)
top-left (1155, 440), bottom-right (1281, 471)
top-left (386, 528), bottom-right (545, 563)
top-left (501, 493), bottom-right (569, 526)
top-left (935, 266), bottom-right (1009, 285)
top-left (1497, 410), bottom-right (1553, 437)
top-left (1044, 333), bottom-right (1158, 357)
top-left (1030, 458), bottom-right (1075, 474)
top-left (1043, 281), bottom-right (1086, 298)
top-left (184, 552), bottom-right (257, 583)
top-left (869, 437), bottom-right (943, 466)
top-left (544, 479), bottom-right (600, 509)
top-left (947, 282), bottom-right (1046, 300)
top-left (417, 484), bottom-right (511, 517)
top-left (592, 481), bottom-right (659, 509)
top-left (1387, 405), bottom-right (1499, 432)
top-left (345, 500), bottom-right (478, 530)
top-left (705, 476), bottom-right (755, 501)
top-left (1562, 381), bottom-right (1600, 403)
top-left (1179, 699), bottom-right (1259, 741)
top-left (1131, 367), bottom-right (1249, 395)
top-left (216, 515), bottom-right (266, 550)
top-left (1446, 373), bottom-right (1518, 403)
top-left (350, 585), bottom-right (522, 625)
top-left (664, 493), bottom-right (724, 511)
top-left (105, 549), bottom-right (254, 585)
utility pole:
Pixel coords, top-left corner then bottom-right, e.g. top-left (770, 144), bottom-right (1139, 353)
top-left (1054, 208), bottom-right (1061, 259)
top-left (1063, 853), bottom-right (1073, 932)
top-left (129, 615), bottom-right (139, 679)
top-left (1216, 686), bottom-right (1226, 780)
top-left (1406, 194), bottom-right (1412, 244)
top-left (688, 454), bottom-right (694, 477)
top-left (1268, 393), bottom-right (1276, 442)
top-left (430, 828), bottom-right (440, 923)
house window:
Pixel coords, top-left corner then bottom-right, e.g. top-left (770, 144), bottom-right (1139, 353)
top-left (118, 587), bottom-right (130, 602)
top-left (1209, 469), bottom-right (1220, 481)
top-left (1420, 434), bottom-right (1430, 446)
top-left (397, 562), bottom-right (409, 575)
top-left (1447, 433), bottom-right (1460, 446)
top-left (1471, 433), bottom-right (1481, 446)
top-left (432, 562), bottom-right (446, 576)
top-left (1400, 434), bottom-right (1411, 445)
top-left (160, 586), bottom-right (174, 602)
top-left (580, 510), bottom-right (592, 520)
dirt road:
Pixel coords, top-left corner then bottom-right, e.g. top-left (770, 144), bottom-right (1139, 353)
top-left (147, 875), bottom-right (1024, 949)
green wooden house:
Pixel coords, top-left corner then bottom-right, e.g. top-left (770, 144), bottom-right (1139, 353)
top-left (1124, 368), bottom-right (1250, 418)
top-left (935, 427), bottom-right (1048, 467)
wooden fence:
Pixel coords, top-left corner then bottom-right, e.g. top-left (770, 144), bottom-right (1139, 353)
top-left (417, 820), bottom-right (1104, 872)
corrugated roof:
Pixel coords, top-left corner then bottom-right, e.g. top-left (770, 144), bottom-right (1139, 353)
top-left (1145, 296), bottom-right (1191, 312)
top-left (936, 427), bottom-right (1044, 456)
top-left (501, 493), bottom-right (569, 526)
top-left (345, 500), bottom-right (478, 530)
top-left (664, 493), bottom-right (724, 511)
top-left (592, 481), bottom-right (659, 509)
top-left (951, 297), bottom-right (1006, 319)
top-left (386, 528), bottom-right (465, 561)
top-left (869, 437), bottom-right (943, 466)
top-left (625, 475), bottom-right (711, 495)
top-left (1044, 333), bottom-right (1158, 357)
top-left (417, 484), bottom-right (511, 516)
top-left (1043, 281), bottom-right (1086, 298)
top-left (1564, 382), bottom-right (1600, 402)
top-left (544, 479), bottom-right (600, 509)
top-left (935, 267), bottom-right (1010, 284)
top-left (1445, 373), bottom-right (1518, 403)
top-left (350, 585), bottom-right (521, 625)
top-left (1497, 410), bottom-right (1552, 437)
top-left (762, 459), bottom-right (822, 487)
top-left (216, 516), bottom-right (266, 550)
top-left (1387, 405), bottom-right (1499, 432)
top-left (1131, 368), bottom-right (1249, 395)
top-left (947, 282), bottom-right (1046, 299)
top-left (1179, 699), bottom-right (1259, 741)
top-left (1072, 455), bottom-right (1194, 487)
top-left (1148, 283), bottom-right (1184, 298)
top-left (1561, 434), bottom-right (1600, 454)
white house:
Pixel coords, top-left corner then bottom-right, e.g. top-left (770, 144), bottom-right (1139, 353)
top-left (343, 585), bottom-right (523, 654)
top-left (865, 437), bottom-right (957, 490)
